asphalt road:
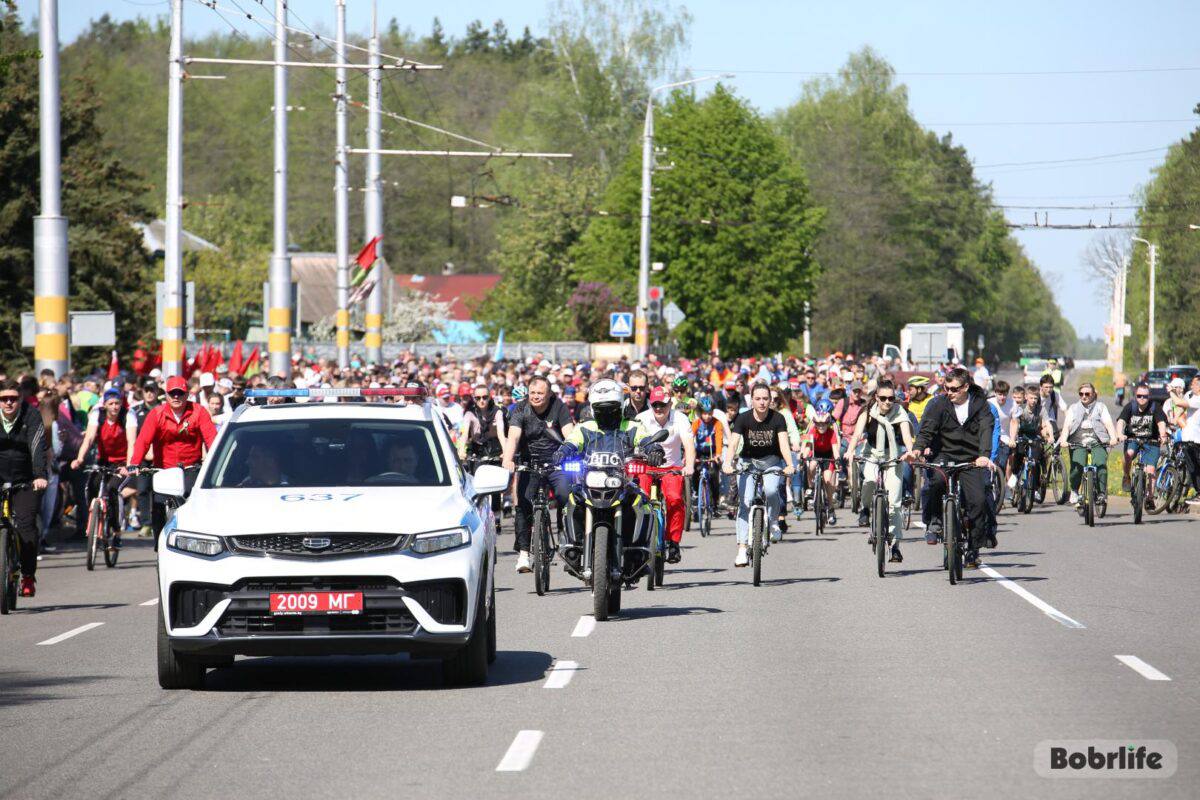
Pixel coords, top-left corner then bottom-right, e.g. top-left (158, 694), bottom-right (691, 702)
top-left (4, 495), bottom-right (1197, 799)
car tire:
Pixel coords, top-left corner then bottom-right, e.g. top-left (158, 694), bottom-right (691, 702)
top-left (157, 611), bottom-right (205, 690)
top-left (442, 580), bottom-right (490, 687)
top-left (486, 581), bottom-right (497, 665)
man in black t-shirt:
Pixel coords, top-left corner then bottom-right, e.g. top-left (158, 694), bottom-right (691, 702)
top-left (1117, 382), bottom-right (1168, 493)
top-left (722, 382), bottom-right (794, 567)
top-left (501, 376), bottom-right (576, 573)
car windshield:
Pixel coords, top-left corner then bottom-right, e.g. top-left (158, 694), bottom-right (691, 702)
top-left (1145, 371), bottom-right (1171, 383)
top-left (202, 419), bottom-right (450, 488)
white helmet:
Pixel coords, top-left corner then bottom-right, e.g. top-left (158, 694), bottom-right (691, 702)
top-left (588, 379), bottom-right (623, 406)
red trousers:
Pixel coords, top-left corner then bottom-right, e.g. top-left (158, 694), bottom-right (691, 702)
top-left (638, 472), bottom-right (685, 544)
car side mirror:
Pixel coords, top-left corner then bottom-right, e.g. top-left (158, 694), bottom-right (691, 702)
top-left (472, 464), bottom-right (510, 495)
top-left (153, 467), bottom-right (187, 499)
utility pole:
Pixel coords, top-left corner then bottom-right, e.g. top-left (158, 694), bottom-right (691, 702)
top-left (162, 0), bottom-right (185, 377)
top-left (636, 74), bottom-right (731, 360)
top-left (267, 0), bottom-right (292, 378)
top-left (803, 301), bottom-right (811, 358)
top-left (1132, 237), bottom-right (1156, 371)
top-left (33, 0), bottom-right (69, 378)
top-left (333, 0), bottom-right (349, 369)
top-left (363, 2), bottom-right (383, 365)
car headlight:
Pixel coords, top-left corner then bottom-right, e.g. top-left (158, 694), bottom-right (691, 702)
top-left (408, 527), bottom-right (470, 554)
top-left (166, 531), bottom-right (225, 557)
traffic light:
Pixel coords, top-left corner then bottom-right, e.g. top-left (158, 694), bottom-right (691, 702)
top-left (647, 285), bottom-right (664, 325)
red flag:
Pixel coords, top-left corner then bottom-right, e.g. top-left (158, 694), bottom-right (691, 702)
top-left (179, 343), bottom-right (187, 374)
top-left (355, 235), bottom-right (382, 270)
top-left (205, 343), bottom-right (223, 373)
top-left (242, 345), bottom-right (261, 375)
top-left (106, 350), bottom-right (120, 380)
top-left (149, 342), bottom-right (163, 371)
top-left (187, 343), bottom-right (203, 377)
top-left (132, 341), bottom-right (149, 376)
top-left (228, 340), bottom-right (245, 375)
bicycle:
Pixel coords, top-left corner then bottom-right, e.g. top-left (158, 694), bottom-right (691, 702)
top-left (1150, 440), bottom-right (1189, 515)
top-left (808, 456), bottom-right (839, 536)
top-left (859, 457), bottom-right (900, 578)
top-left (693, 458), bottom-right (718, 538)
top-left (82, 464), bottom-right (125, 570)
top-left (1010, 437), bottom-right (1043, 515)
top-left (735, 462), bottom-right (787, 587)
top-left (516, 462), bottom-right (559, 596)
top-left (1, 482), bottom-right (31, 615)
top-left (641, 466), bottom-right (683, 588)
top-left (915, 462), bottom-right (978, 585)
top-left (1070, 445), bottom-right (1108, 527)
top-left (1044, 444), bottom-right (1070, 506)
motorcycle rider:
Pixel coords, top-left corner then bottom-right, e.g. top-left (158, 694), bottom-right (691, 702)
top-left (554, 380), bottom-right (665, 571)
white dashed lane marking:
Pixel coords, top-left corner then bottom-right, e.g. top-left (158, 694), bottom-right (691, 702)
top-left (496, 730), bottom-right (544, 772)
top-left (980, 565), bottom-right (1085, 629)
top-left (571, 616), bottom-right (595, 637)
top-left (1115, 655), bottom-right (1171, 681)
top-left (37, 622), bottom-right (104, 646)
top-left (140, 598), bottom-right (159, 606)
top-left (543, 660), bottom-right (580, 689)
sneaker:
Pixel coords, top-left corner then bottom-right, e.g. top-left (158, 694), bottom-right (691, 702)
top-left (964, 550), bottom-right (980, 569)
top-left (770, 526), bottom-right (782, 544)
top-left (828, 510), bottom-right (837, 526)
top-left (889, 544), bottom-right (903, 563)
top-left (19, 575), bottom-right (35, 597)
top-left (1007, 474), bottom-right (1018, 489)
top-left (734, 545), bottom-right (749, 567)
top-left (926, 520), bottom-right (943, 545)
top-left (1121, 476), bottom-right (1132, 493)
top-left (1069, 492), bottom-right (1079, 505)
top-left (515, 551), bottom-right (532, 573)
top-left (667, 542), bottom-right (682, 564)
top-left (40, 542), bottom-right (58, 555)
top-left (857, 510), bottom-right (869, 527)
top-left (139, 525), bottom-right (153, 538)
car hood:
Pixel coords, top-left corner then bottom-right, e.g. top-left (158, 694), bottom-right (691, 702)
top-left (175, 486), bottom-right (472, 536)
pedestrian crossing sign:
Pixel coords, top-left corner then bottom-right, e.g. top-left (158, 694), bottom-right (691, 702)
top-left (609, 312), bottom-right (634, 338)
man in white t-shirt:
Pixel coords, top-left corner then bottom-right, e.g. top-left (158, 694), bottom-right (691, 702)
top-left (635, 387), bottom-right (695, 564)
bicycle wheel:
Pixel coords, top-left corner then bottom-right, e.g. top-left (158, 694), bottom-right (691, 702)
top-left (0, 528), bottom-right (15, 614)
top-left (1149, 464), bottom-right (1175, 514)
top-left (532, 509), bottom-right (549, 597)
top-left (699, 478), bottom-right (711, 538)
top-left (1132, 470), bottom-right (1145, 525)
top-left (873, 492), bottom-right (887, 578)
top-left (850, 463), bottom-right (862, 514)
top-left (592, 525), bottom-right (611, 621)
top-left (944, 498), bottom-right (960, 585)
top-left (103, 508), bottom-right (119, 568)
top-left (1051, 456), bottom-right (1070, 505)
top-left (646, 508), bottom-right (659, 591)
top-left (751, 506), bottom-right (764, 587)
top-left (683, 475), bottom-right (693, 532)
top-left (990, 469), bottom-right (1004, 517)
top-left (85, 500), bottom-right (102, 572)
top-left (814, 477), bottom-right (825, 536)
top-left (1083, 472), bottom-right (1095, 527)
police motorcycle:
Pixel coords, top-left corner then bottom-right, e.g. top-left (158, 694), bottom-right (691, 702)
top-left (551, 379), bottom-right (669, 621)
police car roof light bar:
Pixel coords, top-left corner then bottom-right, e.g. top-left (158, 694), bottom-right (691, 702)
top-left (244, 387), bottom-right (428, 399)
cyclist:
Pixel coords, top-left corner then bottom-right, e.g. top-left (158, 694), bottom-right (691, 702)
top-left (722, 381), bottom-right (795, 567)
top-left (554, 379), bottom-right (663, 567)
top-left (691, 396), bottom-right (723, 521)
top-left (1116, 382), bottom-right (1168, 495)
top-left (670, 375), bottom-right (696, 420)
top-left (905, 376), bottom-right (933, 423)
top-left (1056, 382), bottom-right (1118, 512)
top-left (501, 375), bottom-right (575, 573)
top-left (800, 398), bottom-right (842, 527)
top-left (1163, 377), bottom-right (1190, 432)
top-left (1007, 386), bottom-right (1054, 491)
top-left (124, 375), bottom-right (217, 537)
top-left (771, 385), bottom-right (802, 532)
top-left (459, 384), bottom-right (508, 521)
top-left (0, 379), bottom-right (48, 597)
top-left (623, 370), bottom-right (651, 420)
top-left (989, 380), bottom-right (1014, 491)
top-left (903, 367), bottom-right (995, 566)
top-left (847, 381), bottom-right (913, 562)
top-left (635, 387), bottom-right (695, 564)
top-left (71, 388), bottom-right (138, 547)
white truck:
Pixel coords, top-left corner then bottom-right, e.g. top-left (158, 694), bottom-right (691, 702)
top-left (883, 323), bottom-right (964, 370)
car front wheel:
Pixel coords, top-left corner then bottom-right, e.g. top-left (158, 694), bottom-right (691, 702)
top-left (157, 610), bottom-right (205, 690)
top-left (441, 579), bottom-right (491, 687)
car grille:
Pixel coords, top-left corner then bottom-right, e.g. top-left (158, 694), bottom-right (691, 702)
top-left (170, 583), bottom-right (227, 629)
top-left (214, 576), bottom-right (418, 637)
top-left (228, 533), bottom-right (406, 557)
top-left (405, 579), bottom-right (467, 626)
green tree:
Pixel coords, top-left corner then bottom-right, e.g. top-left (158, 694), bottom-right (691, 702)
top-left (183, 194), bottom-right (271, 340)
top-left (573, 86), bottom-right (823, 354)
top-left (0, 15), bottom-right (155, 372)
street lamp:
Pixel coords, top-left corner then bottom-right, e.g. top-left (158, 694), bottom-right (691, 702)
top-left (1131, 236), bottom-right (1157, 371)
top-left (636, 73), bottom-right (734, 359)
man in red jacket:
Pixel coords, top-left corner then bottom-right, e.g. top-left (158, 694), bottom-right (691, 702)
top-left (123, 376), bottom-right (217, 537)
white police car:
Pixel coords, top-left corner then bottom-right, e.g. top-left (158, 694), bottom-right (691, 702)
top-left (152, 387), bottom-right (510, 689)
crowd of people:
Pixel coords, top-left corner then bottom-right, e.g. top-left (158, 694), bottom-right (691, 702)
top-left (2, 346), bottom-right (1199, 600)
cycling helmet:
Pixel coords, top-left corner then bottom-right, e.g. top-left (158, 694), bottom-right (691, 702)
top-left (697, 396), bottom-right (714, 413)
top-left (813, 398), bottom-right (834, 423)
top-left (671, 376), bottom-right (690, 391)
top-left (907, 375), bottom-right (929, 387)
top-left (512, 385), bottom-right (528, 402)
top-left (589, 379), bottom-right (624, 429)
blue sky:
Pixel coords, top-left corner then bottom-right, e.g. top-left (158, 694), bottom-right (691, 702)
top-left (35, 0), bottom-right (1200, 338)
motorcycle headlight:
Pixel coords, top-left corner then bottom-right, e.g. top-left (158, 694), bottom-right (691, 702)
top-left (409, 527), bottom-right (470, 554)
top-left (166, 530), bottom-right (225, 557)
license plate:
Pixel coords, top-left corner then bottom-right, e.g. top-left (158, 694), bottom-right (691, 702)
top-left (269, 591), bottom-right (363, 615)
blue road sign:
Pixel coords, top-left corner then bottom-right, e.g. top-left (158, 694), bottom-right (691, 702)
top-left (609, 312), bottom-right (634, 338)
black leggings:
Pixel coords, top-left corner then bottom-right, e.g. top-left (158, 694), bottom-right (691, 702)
top-left (924, 466), bottom-right (992, 550)
top-left (514, 469), bottom-right (572, 553)
top-left (7, 487), bottom-right (42, 576)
